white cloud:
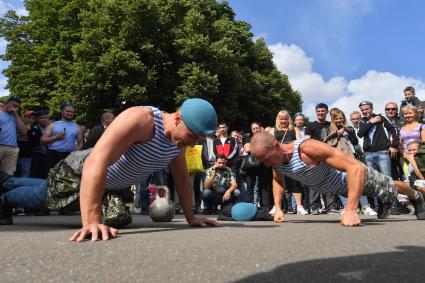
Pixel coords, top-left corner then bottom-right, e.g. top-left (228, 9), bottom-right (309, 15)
top-left (269, 43), bottom-right (312, 77)
top-left (270, 42), bottom-right (425, 121)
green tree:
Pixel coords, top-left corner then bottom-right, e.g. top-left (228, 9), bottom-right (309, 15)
top-left (1, 0), bottom-right (302, 128)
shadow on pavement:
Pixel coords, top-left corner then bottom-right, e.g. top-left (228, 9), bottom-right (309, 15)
top-left (233, 245), bottom-right (425, 283)
top-left (0, 217), bottom-right (278, 232)
top-left (119, 221), bottom-right (278, 236)
top-left (289, 217), bottom-right (412, 225)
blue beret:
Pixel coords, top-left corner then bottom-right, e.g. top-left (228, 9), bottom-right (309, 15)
top-left (231, 202), bottom-right (257, 221)
top-left (181, 98), bottom-right (217, 136)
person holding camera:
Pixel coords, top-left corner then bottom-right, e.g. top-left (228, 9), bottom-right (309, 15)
top-left (358, 101), bottom-right (399, 179)
top-left (203, 154), bottom-right (239, 214)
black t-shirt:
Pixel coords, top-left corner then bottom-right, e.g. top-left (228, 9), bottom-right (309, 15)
top-left (305, 121), bottom-right (331, 141)
top-left (274, 129), bottom-right (296, 144)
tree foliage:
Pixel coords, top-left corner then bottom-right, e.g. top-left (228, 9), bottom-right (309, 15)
top-left (1, 0), bottom-right (302, 129)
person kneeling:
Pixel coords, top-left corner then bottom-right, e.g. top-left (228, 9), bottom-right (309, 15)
top-left (203, 155), bottom-right (239, 214)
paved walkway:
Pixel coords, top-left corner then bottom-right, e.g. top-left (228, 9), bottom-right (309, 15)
top-left (1, 214), bottom-right (424, 282)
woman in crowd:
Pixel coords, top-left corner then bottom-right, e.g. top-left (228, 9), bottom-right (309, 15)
top-left (242, 122), bottom-right (273, 210)
top-left (273, 110), bottom-right (307, 215)
top-left (399, 105), bottom-right (425, 157)
top-left (398, 105), bottom-right (425, 183)
top-left (324, 108), bottom-right (359, 158)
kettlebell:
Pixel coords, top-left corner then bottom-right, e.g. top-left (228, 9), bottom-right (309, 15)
top-left (149, 185), bottom-right (175, 222)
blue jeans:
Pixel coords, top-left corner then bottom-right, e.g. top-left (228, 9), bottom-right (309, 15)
top-left (365, 150), bottom-right (392, 177)
top-left (202, 188), bottom-right (240, 208)
top-left (16, 157), bottom-right (32, 178)
top-left (1, 177), bottom-right (47, 209)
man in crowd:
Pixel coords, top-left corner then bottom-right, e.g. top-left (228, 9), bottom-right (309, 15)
top-left (384, 102), bottom-right (403, 130)
top-left (304, 103), bottom-right (335, 214)
top-left (41, 102), bottom-right (84, 171)
top-left (30, 110), bottom-right (51, 179)
top-left (383, 102), bottom-right (404, 182)
top-left (0, 96), bottom-right (27, 175)
top-left (203, 154), bottom-right (239, 214)
top-left (84, 111), bottom-right (115, 149)
top-left (400, 86), bottom-right (421, 117)
top-left (249, 133), bottom-right (425, 226)
top-left (350, 111), bottom-right (364, 160)
top-left (16, 110), bottom-right (36, 177)
top-left (213, 122), bottom-right (238, 168)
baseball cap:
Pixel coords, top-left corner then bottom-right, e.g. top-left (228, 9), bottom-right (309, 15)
top-left (60, 101), bottom-right (74, 110)
top-left (181, 98), bottom-right (217, 136)
top-left (359, 101), bottom-right (373, 108)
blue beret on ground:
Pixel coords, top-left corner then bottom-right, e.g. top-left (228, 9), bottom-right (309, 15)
top-left (231, 202), bottom-right (257, 221)
top-left (181, 98), bottom-right (217, 136)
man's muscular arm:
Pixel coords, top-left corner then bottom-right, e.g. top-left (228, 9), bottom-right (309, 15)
top-left (272, 169), bottom-right (286, 223)
top-left (299, 140), bottom-right (363, 226)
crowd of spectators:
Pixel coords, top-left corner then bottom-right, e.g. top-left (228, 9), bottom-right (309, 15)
top-left (1, 85), bottom-right (425, 218)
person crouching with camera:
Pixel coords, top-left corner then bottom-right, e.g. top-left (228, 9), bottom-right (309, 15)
top-left (203, 154), bottom-right (240, 214)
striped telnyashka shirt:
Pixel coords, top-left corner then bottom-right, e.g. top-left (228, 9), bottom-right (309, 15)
top-left (106, 106), bottom-right (180, 190)
top-left (275, 139), bottom-right (348, 195)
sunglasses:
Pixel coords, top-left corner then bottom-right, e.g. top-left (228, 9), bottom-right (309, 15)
top-left (385, 108), bottom-right (397, 111)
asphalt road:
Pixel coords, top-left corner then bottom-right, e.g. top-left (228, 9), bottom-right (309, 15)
top-left (1, 213), bottom-right (425, 282)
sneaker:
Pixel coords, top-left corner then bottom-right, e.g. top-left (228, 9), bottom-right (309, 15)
top-left (328, 208), bottom-right (342, 215)
top-left (269, 206), bottom-right (276, 216)
top-left (411, 193), bottom-right (425, 220)
top-left (363, 206), bottom-right (377, 216)
top-left (0, 201), bottom-right (13, 225)
top-left (194, 207), bottom-right (203, 214)
top-left (391, 205), bottom-right (410, 215)
top-left (377, 199), bottom-right (392, 219)
top-left (129, 207), bottom-right (142, 214)
top-left (296, 206), bottom-right (308, 215)
top-left (310, 207), bottom-right (320, 215)
top-left (407, 204), bottom-right (415, 215)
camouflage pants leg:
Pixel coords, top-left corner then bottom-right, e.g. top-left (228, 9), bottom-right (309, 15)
top-left (102, 188), bottom-right (133, 228)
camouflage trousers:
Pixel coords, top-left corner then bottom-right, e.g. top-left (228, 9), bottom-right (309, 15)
top-left (45, 149), bottom-right (134, 228)
top-left (362, 164), bottom-right (398, 203)
top-left (337, 164), bottom-right (398, 203)
top-left (102, 188), bottom-right (134, 228)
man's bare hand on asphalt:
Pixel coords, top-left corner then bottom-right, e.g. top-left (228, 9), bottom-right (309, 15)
top-left (69, 223), bottom-right (118, 242)
top-left (188, 217), bottom-right (222, 227)
top-left (340, 210), bottom-right (361, 227)
top-left (274, 210), bottom-right (285, 223)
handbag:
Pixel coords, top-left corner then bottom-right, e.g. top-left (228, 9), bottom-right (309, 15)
top-left (185, 145), bottom-right (204, 174)
top-left (324, 130), bottom-right (355, 158)
top-left (239, 153), bottom-right (261, 175)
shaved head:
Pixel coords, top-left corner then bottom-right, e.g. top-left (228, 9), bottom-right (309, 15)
top-left (250, 133), bottom-right (276, 156)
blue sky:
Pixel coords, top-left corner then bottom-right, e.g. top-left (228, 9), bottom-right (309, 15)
top-left (2, 0), bottom-right (425, 119)
top-left (228, 0), bottom-right (425, 81)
